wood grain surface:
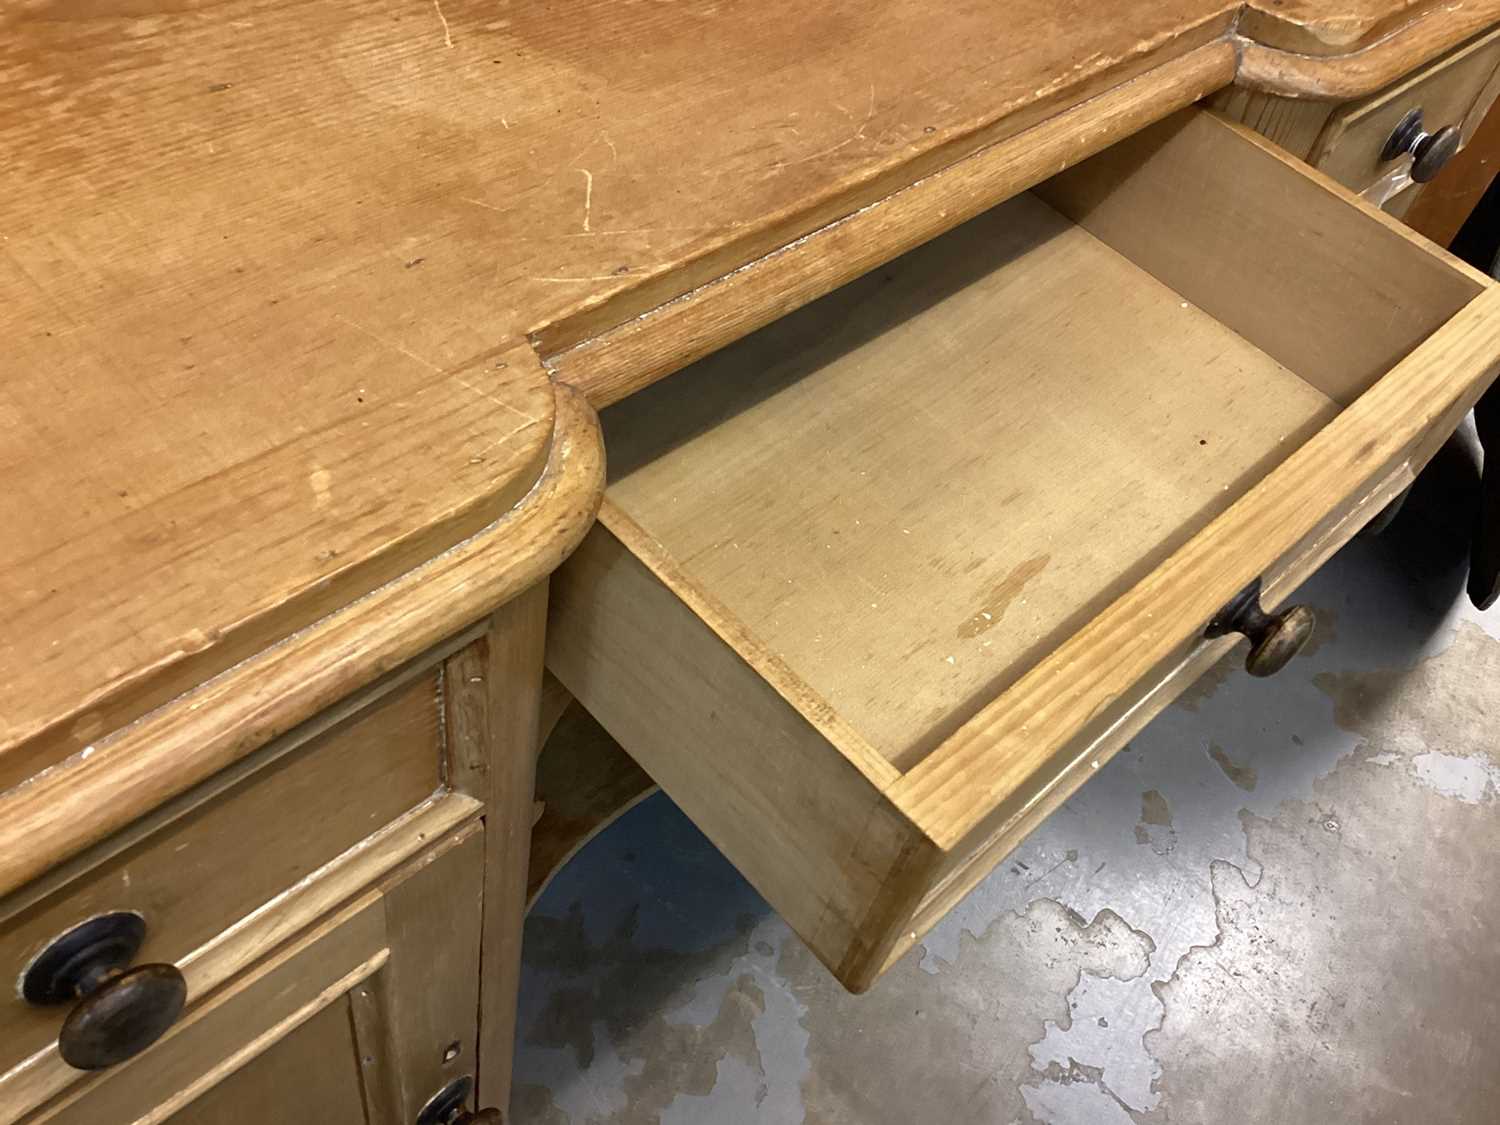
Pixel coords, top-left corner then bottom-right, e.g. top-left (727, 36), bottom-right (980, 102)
top-left (1244, 0), bottom-right (1464, 53)
top-left (548, 107), bottom-right (1500, 989)
top-left (1238, 0), bottom-right (1500, 96)
top-left (0, 388), bottom-right (601, 895)
top-left (4, 0), bottom-right (1499, 787)
top-left (0, 0), bottom-right (1233, 777)
top-left (600, 192), bottom-right (1337, 768)
top-left (0, 337), bottom-right (554, 774)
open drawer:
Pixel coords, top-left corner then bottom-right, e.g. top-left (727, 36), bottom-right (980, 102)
top-left (546, 108), bottom-right (1500, 992)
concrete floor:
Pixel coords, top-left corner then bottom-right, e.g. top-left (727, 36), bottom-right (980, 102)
top-left (509, 439), bottom-right (1500, 1125)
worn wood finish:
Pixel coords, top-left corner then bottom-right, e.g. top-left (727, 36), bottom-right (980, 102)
top-left (1237, 2), bottom-right (1500, 97)
top-left (551, 44), bottom-right (1238, 407)
top-left (5, 0), bottom-right (1498, 788)
top-left (0, 0), bottom-right (1251, 776)
top-left (1039, 111), bottom-right (1485, 403)
top-left (548, 109), bottom-right (1500, 990)
top-left (0, 794), bottom-right (482, 1116)
top-left (13, 824), bottom-right (484, 1125)
top-left (0, 671), bottom-right (441, 1075)
top-left (527, 701), bottom-right (657, 911)
top-left (1243, 0), bottom-right (1482, 54)
top-left (1, 627), bottom-right (480, 920)
top-left (1309, 27), bottom-right (1500, 191)
top-left (875, 460), bottom-right (1419, 981)
top-left (547, 522), bottom-right (919, 984)
top-left (0, 386), bottom-right (602, 899)
top-left (0, 339), bottom-right (553, 781)
top-left (600, 189), bottom-right (1336, 769)
top-left (27, 893), bottom-right (387, 1125)
top-left (899, 289), bottom-right (1500, 842)
top-left (4, 0), bottom-right (1496, 785)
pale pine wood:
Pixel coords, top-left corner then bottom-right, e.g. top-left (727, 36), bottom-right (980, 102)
top-left (899, 289), bottom-right (1500, 846)
top-left (0, 794), bottom-right (482, 1116)
top-left (0, 671), bottom-right (442, 1073)
top-left (548, 109), bottom-right (1500, 990)
top-left (551, 44), bottom-right (1238, 407)
top-left (0, 0), bottom-right (1245, 770)
top-left (873, 461), bottom-right (1418, 980)
top-left (0, 342), bottom-right (554, 779)
top-left (601, 191), bottom-right (1336, 769)
top-left (1037, 110), bottom-right (1484, 404)
top-left (1243, 0), bottom-right (1462, 53)
top-left (546, 522), bottom-right (924, 985)
top-left (1237, 1), bottom-right (1500, 96)
top-left (1310, 27), bottom-right (1500, 191)
top-left (1208, 88), bottom-right (1335, 157)
top-left (527, 701), bottom-right (658, 911)
top-left (4, 0), bottom-right (1495, 787)
top-left (0, 386), bottom-right (602, 898)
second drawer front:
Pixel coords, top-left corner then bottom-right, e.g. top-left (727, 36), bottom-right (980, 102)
top-left (0, 669), bottom-right (443, 1077)
top-left (1312, 26), bottom-right (1500, 192)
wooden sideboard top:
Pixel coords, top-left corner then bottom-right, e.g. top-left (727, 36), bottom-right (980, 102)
top-left (1246, 0), bottom-right (1444, 53)
top-left (2, 0), bottom-right (1495, 778)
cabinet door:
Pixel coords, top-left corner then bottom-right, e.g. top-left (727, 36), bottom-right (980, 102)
top-left (38, 823), bottom-right (486, 1125)
top-left (167, 1001), bottom-right (367, 1124)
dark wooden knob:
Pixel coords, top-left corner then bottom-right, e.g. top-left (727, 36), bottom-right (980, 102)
top-left (1205, 578), bottom-right (1315, 678)
top-left (1382, 107), bottom-right (1461, 182)
top-left (22, 912), bottom-right (187, 1070)
top-left (416, 1076), bottom-right (503, 1125)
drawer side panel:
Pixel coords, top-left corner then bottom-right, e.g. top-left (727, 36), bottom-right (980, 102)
top-left (546, 522), bottom-right (925, 982)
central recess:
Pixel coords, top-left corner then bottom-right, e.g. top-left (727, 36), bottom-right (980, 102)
top-left (601, 191), bottom-right (1337, 770)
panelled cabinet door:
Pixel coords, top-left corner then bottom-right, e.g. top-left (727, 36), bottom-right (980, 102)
top-left (168, 1001), bottom-right (368, 1124)
top-left (42, 824), bottom-right (485, 1125)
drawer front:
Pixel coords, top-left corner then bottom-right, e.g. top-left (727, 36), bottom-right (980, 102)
top-left (547, 108), bottom-right (1500, 992)
top-left (41, 894), bottom-right (388, 1125)
top-left (20, 823), bottom-right (485, 1125)
top-left (0, 668), bottom-right (444, 1079)
top-left (1312, 27), bottom-right (1500, 193)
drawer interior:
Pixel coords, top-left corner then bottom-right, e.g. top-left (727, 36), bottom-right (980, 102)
top-left (549, 108), bottom-right (1494, 989)
top-left (599, 108), bottom-right (1479, 774)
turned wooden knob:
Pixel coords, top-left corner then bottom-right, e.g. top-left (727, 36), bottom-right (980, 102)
top-left (416, 1076), bottom-right (503, 1125)
top-left (1382, 107), bottom-right (1461, 183)
top-left (1204, 578), bottom-right (1315, 678)
top-left (22, 912), bottom-right (187, 1070)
